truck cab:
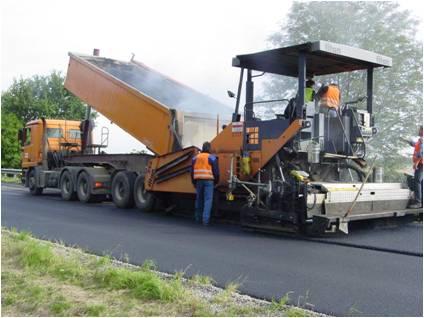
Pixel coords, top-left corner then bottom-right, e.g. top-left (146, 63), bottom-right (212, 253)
top-left (20, 119), bottom-right (82, 169)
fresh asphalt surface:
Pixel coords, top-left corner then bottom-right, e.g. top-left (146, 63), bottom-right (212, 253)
top-left (311, 222), bottom-right (422, 256)
top-left (2, 184), bottom-right (422, 316)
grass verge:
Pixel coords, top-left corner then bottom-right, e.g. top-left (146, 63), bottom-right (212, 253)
top-left (1, 175), bottom-right (21, 184)
top-left (1, 228), bottom-right (316, 316)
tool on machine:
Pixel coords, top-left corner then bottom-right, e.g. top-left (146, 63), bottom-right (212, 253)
top-left (339, 156), bottom-right (377, 234)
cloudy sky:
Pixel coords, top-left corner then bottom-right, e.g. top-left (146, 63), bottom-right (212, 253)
top-left (2, 0), bottom-right (423, 153)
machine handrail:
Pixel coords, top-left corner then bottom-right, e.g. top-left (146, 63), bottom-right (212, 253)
top-left (244, 98), bottom-right (290, 106)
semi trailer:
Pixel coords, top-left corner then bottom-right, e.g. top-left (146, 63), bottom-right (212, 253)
top-left (20, 41), bottom-right (422, 234)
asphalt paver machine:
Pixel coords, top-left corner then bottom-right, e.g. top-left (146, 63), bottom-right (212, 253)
top-left (208, 41), bottom-right (421, 234)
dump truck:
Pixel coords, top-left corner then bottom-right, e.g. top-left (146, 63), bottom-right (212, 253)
top-left (20, 41), bottom-right (422, 234)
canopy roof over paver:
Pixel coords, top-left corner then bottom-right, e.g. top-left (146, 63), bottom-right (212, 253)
top-left (232, 40), bottom-right (392, 77)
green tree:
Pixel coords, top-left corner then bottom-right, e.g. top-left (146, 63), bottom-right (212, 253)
top-left (1, 71), bottom-right (90, 167)
top-left (1, 112), bottom-right (22, 168)
top-left (264, 2), bottom-right (422, 181)
top-left (1, 71), bottom-right (88, 123)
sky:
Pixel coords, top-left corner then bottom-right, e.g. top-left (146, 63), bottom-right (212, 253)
top-left (2, 0), bottom-right (423, 153)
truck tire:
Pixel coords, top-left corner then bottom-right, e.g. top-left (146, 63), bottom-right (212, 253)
top-left (77, 171), bottom-right (101, 203)
top-left (60, 171), bottom-right (77, 201)
top-left (112, 171), bottom-right (136, 208)
top-left (134, 174), bottom-right (155, 211)
top-left (28, 169), bottom-right (43, 195)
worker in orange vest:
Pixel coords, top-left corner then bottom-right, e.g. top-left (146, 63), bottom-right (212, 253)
top-left (409, 125), bottom-right (423, 208)
top-left (191, 142), bottom-right (220, 225)
top-left (316, 82), bottom-right (341, 118)
top-left (283, 79), bottom-right (316, 121)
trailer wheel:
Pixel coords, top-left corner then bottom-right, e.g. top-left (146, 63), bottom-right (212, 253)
top-left (112, 171), bottom-right (136, 208)
top-left (77, 171), bottom-right (100, 203)
top-left (28, 169), bottom-right (43, 195)
top-left (134, 174), bottom-right (155, 211)
top-left (60, 171), bottom-right (77, 201)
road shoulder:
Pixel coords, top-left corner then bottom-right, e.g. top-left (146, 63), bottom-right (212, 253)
top-left (1, 228), bottom-right (321, 317)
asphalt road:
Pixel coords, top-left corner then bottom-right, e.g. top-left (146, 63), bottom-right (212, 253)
top-left (312, 221), bottom-right (422, 256)
top-left (2, 184), bottom-right (422, 316)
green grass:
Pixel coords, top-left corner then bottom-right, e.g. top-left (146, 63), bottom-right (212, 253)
top-left (213, 281), bottom-right (241, 305)
top-left (271, 292), bottom-right (292, 311)
top-left (83, 304), bottom-right (106, 316)
top-left (94, 265), bottom-right (184, 301)
top-left (190, 274), bottom-right (215, 285)
top-left (1, 175), bottom-right (21, 183)
top-left (49, 297), bottom-right (72, 315)
top-left (141, 258), bottom-right (157, 271)
top-left (286, 307), bottom-right (310, 317)
top-left (16, 229), bottom-right (32, 241)
top-left (19, 239), bottom-right (54, 269)
top-left (1, 271), bottom-right (71, 315)
top-left (224, 281), bottom-right (240, 294)
top-left (1, 228), bottom-right (314, 316)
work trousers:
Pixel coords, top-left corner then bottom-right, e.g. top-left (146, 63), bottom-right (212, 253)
top-left (194, 179), bottom-right (214, 225)
top-left (414, 165), bottom-right (423, 204)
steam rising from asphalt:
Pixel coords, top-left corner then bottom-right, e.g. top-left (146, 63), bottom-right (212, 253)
top-left (86, 56), bottom-right (232, 148)
top-left (88, 57), bottom-right (232, 115)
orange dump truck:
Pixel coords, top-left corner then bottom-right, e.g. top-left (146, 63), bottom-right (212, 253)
top-left (21, 42), bottom-right (421, 234)
top-left (20, 50), bottom-right (231, 203)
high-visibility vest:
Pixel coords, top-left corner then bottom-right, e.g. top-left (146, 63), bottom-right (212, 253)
top-left (413, 139), bottom-right (423, 167)
top-left (305, 87), bottom-right (314, 102)
top-left (320, 85), bottom-right (340, 109)
top-left (193, 152), bottom-right (214, 180)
